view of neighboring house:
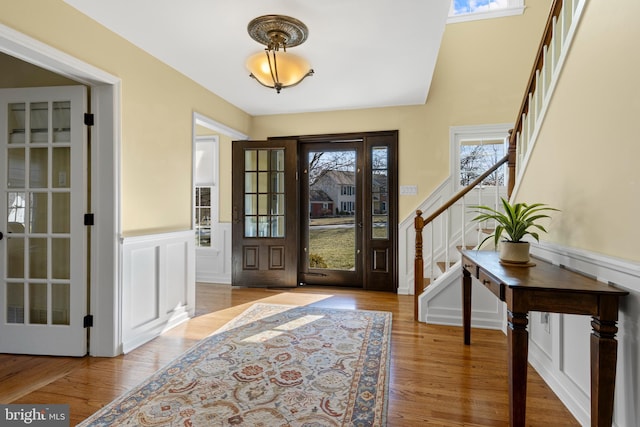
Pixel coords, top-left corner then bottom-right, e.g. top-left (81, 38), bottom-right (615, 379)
top-left (312, 170), bottom-right (356, 216)
top-left (310, 170), bottom-right (389, 217)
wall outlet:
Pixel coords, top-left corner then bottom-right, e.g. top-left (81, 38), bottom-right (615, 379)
top-left (541, 312), bottom-right (551, 334)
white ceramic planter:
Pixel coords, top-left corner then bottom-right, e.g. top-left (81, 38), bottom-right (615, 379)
top-left (499, 241), bottom-right (530, 264)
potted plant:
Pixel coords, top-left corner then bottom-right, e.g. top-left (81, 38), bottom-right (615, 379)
top-left (470, 198), bottom-right (559, 264)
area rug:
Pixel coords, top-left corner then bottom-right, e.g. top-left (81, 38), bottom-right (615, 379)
top-left (78, 303), bottom-right (392, 427)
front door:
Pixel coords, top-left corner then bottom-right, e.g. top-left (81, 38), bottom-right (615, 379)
top-left (231, 140), bottom-right (298, 287)
top-left (299, 132), bottom-right (398, 291)
top-left (0, 86), bottom-right (88, 356)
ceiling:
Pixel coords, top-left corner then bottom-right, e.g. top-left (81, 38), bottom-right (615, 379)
top-left (63, 0), bottom-right (451, 116)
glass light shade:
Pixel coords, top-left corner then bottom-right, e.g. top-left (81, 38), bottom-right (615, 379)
top-left (246, 50), bottom-right (312, 91)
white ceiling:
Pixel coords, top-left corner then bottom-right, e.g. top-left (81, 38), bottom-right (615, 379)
top-left (63, 0), bottom-right (451, 116)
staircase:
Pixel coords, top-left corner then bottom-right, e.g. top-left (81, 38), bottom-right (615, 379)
top-left (413, 0), bottom-right (587, 323)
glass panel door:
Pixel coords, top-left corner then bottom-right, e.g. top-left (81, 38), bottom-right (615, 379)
top-left (0, 86), bottom-right (87, 356)
top-left (307, 149), bottom-right (357, 271)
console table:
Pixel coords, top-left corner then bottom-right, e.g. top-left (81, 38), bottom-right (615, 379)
top-left (461, 250), bottom-right (628, 427)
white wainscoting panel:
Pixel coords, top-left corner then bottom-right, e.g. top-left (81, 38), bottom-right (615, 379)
top-left (196, 223), bottom-right (231, 284)
top-left (528, 243), bottom-right (640, 427)
top-left (121, 230), bottom-right (195, 353)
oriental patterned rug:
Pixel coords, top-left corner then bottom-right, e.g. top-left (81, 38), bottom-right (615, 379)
top-left (79, 303), bottom-right (392, 427)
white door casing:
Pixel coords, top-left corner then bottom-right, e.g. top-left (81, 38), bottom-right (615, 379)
top-left (0, 85), bottom-right (87, 356)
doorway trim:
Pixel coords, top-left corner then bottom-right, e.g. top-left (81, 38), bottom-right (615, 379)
top-left (0, 23), bottom-right (122, 356)
top-left (192, 112), bottom-right (247, 284)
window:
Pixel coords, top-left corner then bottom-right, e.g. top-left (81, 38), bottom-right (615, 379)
top-left (194, 136), bottom-right (218, 247)
top-left (450, 123), bottom-right (511, 189)
top-left (460, 139), bottom-right (505, 186)
top-left (341, 185), bottom-right (355, 196)
top-left (448, 0), bottom-right (525, 23)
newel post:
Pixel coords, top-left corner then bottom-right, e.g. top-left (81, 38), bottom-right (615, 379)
top-left (414, 210), bottom-right (425, 321)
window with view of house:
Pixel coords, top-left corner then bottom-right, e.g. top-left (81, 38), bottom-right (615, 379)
top-left (449, 0), bottom-right (525, 23)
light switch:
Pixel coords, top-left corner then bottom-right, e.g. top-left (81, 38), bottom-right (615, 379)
top-left (400, 185), bottom-right (417, 195)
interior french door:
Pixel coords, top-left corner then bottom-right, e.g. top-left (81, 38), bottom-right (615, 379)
top-left (0, 86), bottom-right (88, 356)
top-left (231, 139), bottom-right (298, 287)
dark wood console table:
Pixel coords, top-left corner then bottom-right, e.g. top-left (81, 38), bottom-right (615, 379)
top-left (461, 250), bottom-right (628, 427)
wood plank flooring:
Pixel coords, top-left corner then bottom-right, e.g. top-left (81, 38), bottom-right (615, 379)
top-left (0, 284), bottom-right (580, 426)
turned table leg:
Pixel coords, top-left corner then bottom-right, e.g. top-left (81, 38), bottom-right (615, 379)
top-left (508, 310), bottom-right (529, 427)
top-left (590, 295), bottom-right (620, 427)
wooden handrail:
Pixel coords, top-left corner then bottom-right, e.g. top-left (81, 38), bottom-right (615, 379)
top-left (415, 0), bottom-right (574, 321)
top-left (507, 0), bottom-right (563, 196)
top-left (414, 154), bottom-right (509, 320)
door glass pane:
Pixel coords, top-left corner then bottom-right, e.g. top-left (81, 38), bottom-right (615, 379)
top-left (7, 283), bottom-right (24, 324)
top-left (29, 283), bottom-right (47, 324)
top-left (372, 147), bottom-right (389, 240)
top-left (245, 216), bottom-right (257, 237)
top-left (30, 102), bottom-right (48, 143)
top-left (8, 103), bottom-right (25, 144)
top-left (29, 238), bottom-right (47, 279)
top-left (243, 148), bottom-right (286, 238)
top-left (30, 147), bottom-right (48, 188)
top-left (52, 283), bottom-right (70, 325)
top-left (245, 194), bottom-right (257, 215)
top-left (8, 148), bottom-right (25, 188)
top-left (52, 192), bottom-right (70, 233)
top-left (7, 236), bottom-right (24, 279)
top-left (52, 147), bottom-right (70, 188)
top-left (30, 192), bottom-right (48, 233)
top-left (307, 149), bottom-right (356, 270)
top-left (52, 238), bottom-right (70, 280)
top-left (53, 101), bottom-right (70, 143)
top-left (7, 192), bottom-right (26, 228)
top-left (245, 150), bottom-right (257, 170)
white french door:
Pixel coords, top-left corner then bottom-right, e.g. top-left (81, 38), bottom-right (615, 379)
top-left (0, 86), bottom-right (88, 356)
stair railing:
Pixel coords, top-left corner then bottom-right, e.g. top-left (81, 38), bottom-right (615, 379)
top-left (509, 0), bottom-right (585, 193)
top-left (414, 154), bottom-right (508, 320)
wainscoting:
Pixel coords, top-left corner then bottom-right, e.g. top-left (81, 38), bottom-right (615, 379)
top-left (196, 223), bottom-right (232, 284)
top-left (527, 243), bottom-right (639, 427)
top-left (121, 230), bottom-right (195, 353)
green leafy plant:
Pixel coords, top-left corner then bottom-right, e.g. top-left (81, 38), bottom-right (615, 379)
top-left (470, 198), bottom-right (559, 249)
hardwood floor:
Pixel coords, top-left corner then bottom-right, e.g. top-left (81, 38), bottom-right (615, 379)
top-left (0, 284), bottom-right (580, 426)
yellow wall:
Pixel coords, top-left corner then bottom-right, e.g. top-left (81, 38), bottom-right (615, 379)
top-left (0, 0), bottom-right (251, 235)
top-left (250, 1), bottom-right (552, 221)
top-left (513, 0), bottom-right (640, 262)
top-left (0, 0), bottom-right (552, 233)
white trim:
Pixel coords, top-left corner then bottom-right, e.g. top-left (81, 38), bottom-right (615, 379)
top-left (192, 111), bottom-right (248, 141)
top-left (191, 113), bottom-right (245, 285)
top-left (0, 23), bottom-right (122, 357)
top-left (449, 123), bottom-right (512, 191)
top-left (510, 0), bottom-right (587, 197)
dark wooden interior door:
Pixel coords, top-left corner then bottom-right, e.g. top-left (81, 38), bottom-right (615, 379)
top-left (231, 139), bottom-right (298, 287)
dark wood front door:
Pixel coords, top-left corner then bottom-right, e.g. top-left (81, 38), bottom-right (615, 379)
top-left (231, 140), bottom-right (298, 287)
top-left (298, 132), bottom-right (398, 292)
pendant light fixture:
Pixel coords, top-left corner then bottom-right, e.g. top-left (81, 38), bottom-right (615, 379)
top-left (246, 15), bottom-right (314, 93)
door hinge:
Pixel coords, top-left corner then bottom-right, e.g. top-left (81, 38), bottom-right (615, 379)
top-left (83, 314), bottom-right (94, 328)
top-left (84, 113), bottom-right (94, 126)
top-left (84, 213), bottom-right (94, 226)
